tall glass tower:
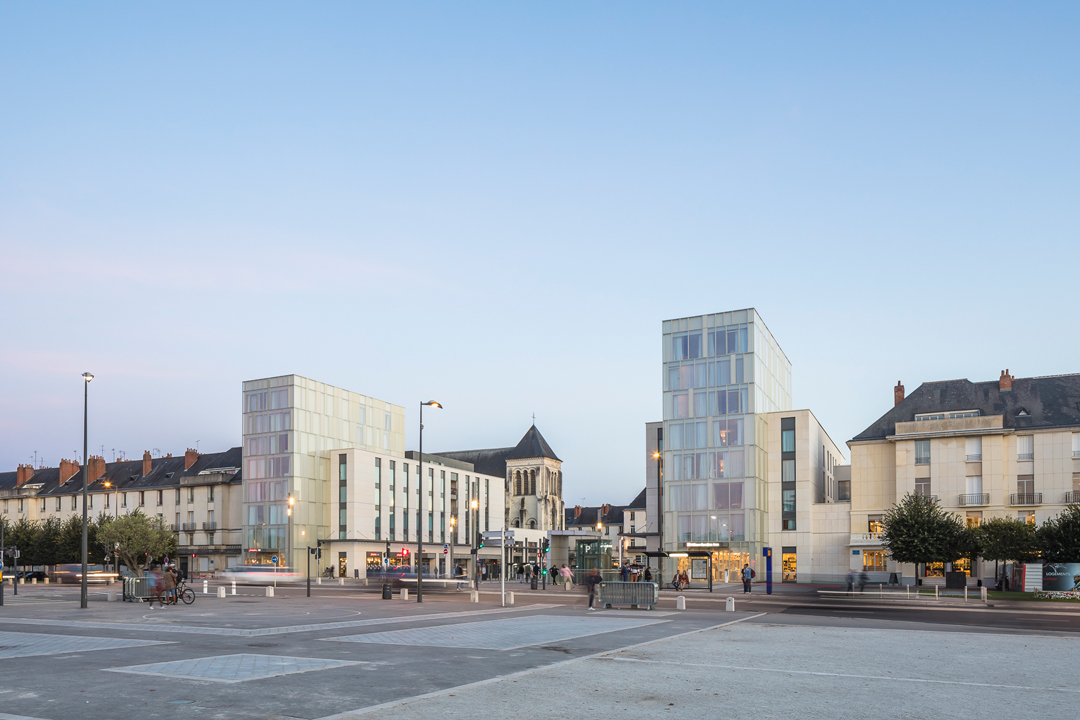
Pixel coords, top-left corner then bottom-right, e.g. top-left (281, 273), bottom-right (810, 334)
top-left (661, 308), bottom-right (791, 576)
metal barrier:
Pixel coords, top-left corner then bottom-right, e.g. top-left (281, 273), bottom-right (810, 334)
top-left (597, 581), bottom-right (659, 609)
top-left (122, 576), bottom-right (153, 602)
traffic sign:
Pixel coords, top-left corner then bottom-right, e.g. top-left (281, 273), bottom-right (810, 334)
top-left (271, 555), bottom-right (279, 564)
top-left (442, 544), bottom-right (449, 555)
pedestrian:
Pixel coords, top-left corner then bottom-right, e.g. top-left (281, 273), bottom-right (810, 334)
top-left (162, 563), bottom-right (177, 605)
top-left (549, 564), bottom-right (559, 589)
top-left (620, 564), bottom-right (629, 582)
top-left (644, 566), bottom-right (653, 583)
top-left (741, 563), bottom-right (753, 594)
top-left (858, 571), bottom-right (869, 593)
top-left (585, 568), bottom-right (602, 610)
top-left (845, 571), bottom-right (854, 593)
top-left (148, 567), bottom-right (165, 608)
top-left (560, 564), bottom-right (574, 588)
top-left (517, 564), bottom-right (524, 583)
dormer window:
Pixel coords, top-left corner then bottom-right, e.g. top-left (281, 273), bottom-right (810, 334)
top-left (949, 410), bottom-right (980, 419)
top-left (915, 413), bottom-right (945, 422)
top-left (1016, 408), bottom-right (1030, 417)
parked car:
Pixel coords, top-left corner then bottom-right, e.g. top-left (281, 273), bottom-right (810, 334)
top-left (223, 565), bottom-right (304, 584)
top-left (17, 570), bottom-right (47, 581)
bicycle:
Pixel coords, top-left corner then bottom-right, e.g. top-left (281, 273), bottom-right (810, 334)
top-left (175, 579), bottom-right (195, 605)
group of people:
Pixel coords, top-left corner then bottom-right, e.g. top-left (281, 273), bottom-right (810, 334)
top-left (844, 570), bottom-right (871, 593)
top-left (149, 564), bottom-right (184, 608)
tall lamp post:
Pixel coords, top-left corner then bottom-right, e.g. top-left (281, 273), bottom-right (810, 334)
top-left (80, 371), bottom-right (94, 609)
top-left (652, 450), bottom-right (663, 581)
top-left (470, 498), bottom-right (479, 588)
top-left (287, 495), bottom-right (295, 574)
top-left (449, 516), bottom-right (456, 579)
top-left (103, 481), bottom-right (118, 575)
top-left (417, 400), bottom-right (442, 603)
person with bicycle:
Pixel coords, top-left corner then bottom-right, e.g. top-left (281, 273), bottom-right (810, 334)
top-left (162, 564), bottom-right (177, 605)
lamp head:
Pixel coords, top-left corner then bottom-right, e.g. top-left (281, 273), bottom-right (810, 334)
top-left (103, 481), bottom-right (111, 488)
top-left (652, 451), bottom-right (660, 459)
top-left (288, 496), bottom-right (295, 506)
top-left (470, 499), bottom-right (478, 510)
top-left (422, 401), bottom-right (442, 409)
top-left (82, 372), bottom-right (94, 383)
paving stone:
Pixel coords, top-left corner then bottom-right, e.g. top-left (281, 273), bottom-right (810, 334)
top-left (0, 630), bottom-right (163, 659)
top-left (329, 615), bottom-right (667, 650)
top-left (105, 653), bottom-right (363, 683)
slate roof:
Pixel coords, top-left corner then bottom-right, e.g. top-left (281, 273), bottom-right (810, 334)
top-left (0, 448), bottom-right (242, 496)
top-left (434, 425), bottom-right (560, 479)
top-left (626, 487), bottom-right (646, 509)
top-left (852, 374), bottom-right (1080, 442)
top-left (564, 488), bottom-right (646, 528)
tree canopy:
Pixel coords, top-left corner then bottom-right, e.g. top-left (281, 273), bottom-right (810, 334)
top-left (1037, 504), bottom-right (1080, 563)
top-left (882, 493), bottom-right (970, 567)
top-left (977, 516), bottom-right (1038, 564)
top-left (98, 510), bottom-right (176, 576)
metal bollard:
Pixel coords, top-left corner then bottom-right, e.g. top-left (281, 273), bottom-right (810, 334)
top-left (676, 596), bottom-right (686, 611)
top-left (879, 583), bottom-right (882, 598)
top-left (266, 586), bottom-right (275, 597)
top-left (935, 585), bottom-right (939, 599)
top-left (203, 580), bottom-right (208, 594)
top-left (507, 591), bottom-right (515, 606)
top-left (400, 588), bottom-right (408, 601)
top-left (317, 577), bottom-right (322, 585)
top-left (107, 590), bottom-right (116, 601)
top-left (217, 586), bottom-right (226, 598)
top-left (965, 586), bottom-right (968, 601)
top-left (470, 590), bottom-right (479, 603)
top-left (725, 597), bottom-right (735, 612)
top-left (231, 581), bottom-right (236, 596)
top-left (339, 577), bottom-right (344, 586)
top-left (981, 586), bottom-right (988, 603)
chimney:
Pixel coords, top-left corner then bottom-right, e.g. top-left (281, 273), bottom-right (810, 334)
top-left (894, 381), bottom-right (905, 406)
top-left (574, 505), bottom-right (582, 519)
top-left (16, 464), bottom-right (34, 486)
top-left (88, 455), bottom-right (107, 482)
top-left (601, 503), bottom-right (611, 517)
top-left (59, 458), bottom-right (81, 484)
top-left (999, 369), bottom-right (1014, 392)
top-left (142, 450), bottom-right (152, 477)
top-left (184, 448), bottom-right (198, 470)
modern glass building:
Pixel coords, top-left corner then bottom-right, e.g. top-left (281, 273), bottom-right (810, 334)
top-left (660, 308), bottom-right (792, 576)
top-left (241, 375), bottom-right (405, 570)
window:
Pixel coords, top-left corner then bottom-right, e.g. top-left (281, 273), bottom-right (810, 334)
top-left (187, 487), bottom-right (194, 503)
top-left (157, 490), bottom-right (163, 506)
top-left (965, 512), bottom-right (982, 528)
top-left (1017, 474), bottom-right (1034, 496)
top-left (122, 493), bottom-right (127, 508)
top-left (868, 515), bottom-right (884, 534)
top-left (965, 476), bottom-right (983, 496)
top-left (838, 480), bottom-right (851, 501)
top-left (915, 413), bottom-right (945, 422)
top-left (693, 391), bottom-right (708, 418)
top-left (782, 459), bottom-right (795, 483)
top-left (781, 427), bottom-right (795, 453)
top-left (863, 550), bottom-right (886, 572)
top-left (1017, 436), bottom-right (1034, 461)
top-left (71, 495), bottom-right (77, 509)
top-left (950, 410), bottom-right (980, 419)
top-left (1019, 511), bottom-right (1035, 525)
top-left (782, 489), bottom-right (795, 513)
top-left (673, 392), bottom-right (689, 419)
top-left (782, 547), bottom-right (797, 582)
top-left (672, 333), bottom-right (701, 360)
top-left (914, 440), bottom-right (931, 465)
top-left (56, 497), bottom-right (61, 510)
top-left (176, 488), bottom-right (181, 503)
top-left (962, 436), bottom-right (982, 462)
top-left (915, 479), bottom-right (932, 497)
top-left (139, 492), bottom-right (147, 506)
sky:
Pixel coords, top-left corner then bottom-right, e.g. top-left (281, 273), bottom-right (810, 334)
top-left (1, 4), bottom-right (1078, 504)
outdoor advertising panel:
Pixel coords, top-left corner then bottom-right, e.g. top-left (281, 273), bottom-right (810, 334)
top-left (1042, 562), bottom-right (1080, 591)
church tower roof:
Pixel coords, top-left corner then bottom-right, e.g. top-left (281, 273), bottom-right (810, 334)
top-left (506, 425), bottom-right (560, 462)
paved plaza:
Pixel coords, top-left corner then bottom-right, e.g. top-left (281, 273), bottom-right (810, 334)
top-left (0, 582), bottom-right (1077, 719)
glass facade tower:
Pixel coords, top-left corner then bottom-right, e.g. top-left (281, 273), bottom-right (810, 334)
top-left (241, 375), bottom-right (405, 569)
top-left (661, 308), bottom-right (791, 573)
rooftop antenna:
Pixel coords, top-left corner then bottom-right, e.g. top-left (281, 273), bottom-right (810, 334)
top-left (153, 447), bottom-right (161, 457)
top-left (196, 440), bottom-right (200, 453)
top-left (532, 412), bottom-right (535, 426)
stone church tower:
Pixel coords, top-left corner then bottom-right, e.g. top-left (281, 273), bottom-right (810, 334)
top-left (505, 426), bottom-right (564, 531)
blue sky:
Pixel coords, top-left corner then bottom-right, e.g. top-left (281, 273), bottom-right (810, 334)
top-left (2, 4), bottom-right (1078, 504)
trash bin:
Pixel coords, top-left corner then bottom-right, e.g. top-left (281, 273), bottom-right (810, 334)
top-left (530, 576), bottom-right (538, 590)
top-left (382, 583), bottom-right (392, 600)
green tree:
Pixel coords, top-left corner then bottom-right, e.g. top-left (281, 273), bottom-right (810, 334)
top-left (1038, 505), bottom-right (1080, 563)
top-left (57, 515), bottom-right (84, 564)
top-left (32, 517), bottom-right (62, 567)
top-left (977, 516), bottom-right (1038, 565)
top-left (99, 510), bottom-right (176, 576)
top-left (882, 493), bottom-right (966, 571)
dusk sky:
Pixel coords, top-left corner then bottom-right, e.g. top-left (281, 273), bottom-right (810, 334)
top-left (2, 4), bottom-right (1078, 504)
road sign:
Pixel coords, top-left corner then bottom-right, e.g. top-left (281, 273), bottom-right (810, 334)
top-left (483, 531), bottom-right (513, 539)
top-left (271, 555), bottom-right (279, 564)
top-left (443, 544), bottom-right (448, 555)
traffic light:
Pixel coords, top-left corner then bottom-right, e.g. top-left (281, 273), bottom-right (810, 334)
top-left (477, 531), bottom-right (483, 549)
top-left (385, 540), bottom-right (391, 557)
top-left (316, 546), bottom-right (322, 560)
top-left (401, 547), bottom-right (409, 558)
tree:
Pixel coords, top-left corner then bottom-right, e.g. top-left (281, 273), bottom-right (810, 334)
top-left (1038, 505), bottom-right (1080, 563)
top-left (881, 493), bottom-right (966, 571)
top-left (98, 510), bottom-right (176, 576)
top-left (977, 517), bottom-right (1038, 565)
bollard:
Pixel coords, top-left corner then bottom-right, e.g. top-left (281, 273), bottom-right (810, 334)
top-left (231, 581), bottom-right (236, 596)
top-left (965, 586), bottom-right (968, 602)
top-left (934, 585), bottom-right (939, 599)
top-left (906, 584), bottom-right (910, 599)
top-left (981, 586), bottom-right (988, 603)
top-left (266, 586), bottom-right (275, 597)
top-left (364, 578), bottom-right (369, 587)
top-left (507, 591), bottom-right (515, 606)
top-left (725, 597), bottom-right (735, 612)
top-left (317, 577), bottom-right (322, 585)
top-left (339, 577), bottom-right (345, 586)
top-left (563, 581), bottom-right (570, 592)
top-left (676, 596), bottom-right (686, 611)
top-left (203, 580), bottom-right (208, 594)
top-left (879, 583), bottom-right (882, 598)
top-left (217, 586), bottom-right (226, 598)
top-left (44, 577), bottom-right (49, 584)
top-left (470, 590), bottom-right (479, 603)
top-left (400, 588), bottom-right (408, 601)
top-left (107, 590), bottom-right (116, 601)
top-left (31, 578), bottom-right (37, 584)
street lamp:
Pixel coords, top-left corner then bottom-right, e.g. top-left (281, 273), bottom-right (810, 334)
top-left (287, 496), bottom-right (295, 576)
top-left (417, 401), bottom-right (442, 603)
top-left (653, 450), bottom-right (663, 581)
top-left (470, 498), bottom-right (479, 588)
top-left (104, 480), bottom-right (118, 575)
top-left (80, 371), bottom-right (94, 609)
top-left (449, 516), bottom-right (456, 579)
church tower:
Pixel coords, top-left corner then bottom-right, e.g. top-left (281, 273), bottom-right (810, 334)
top-left (504, 425), bottom-right (564, 531)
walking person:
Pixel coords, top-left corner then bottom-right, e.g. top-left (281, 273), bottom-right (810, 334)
top-left (845, 570), bottom-right (854, 594)
top-left (858, 571), bottom-right (869, 593)
top-left (741, 563), bottom-right (753, 594)
top-left (149, 567), bottom-right (165, 608)
top-left (644, 566), bottom-right (653, 583)
top-left (559, 564), bottom-right (574, 588)
top-left (620, 564), bottom-right (629, 582)
top-left (585, 568), bottom-right (602, 610)
top-left (517, 564), bottom-right (524, 583)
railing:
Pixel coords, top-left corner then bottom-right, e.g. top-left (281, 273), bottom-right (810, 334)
top-left (965, 454), bottom-right (982, 462)
top-left (915, 494), bottom-right (939, 502)
top-left (958, 493), bottom-right (990, 507)
top-left (1074, 451), bottom-right (1080, 459)
top-left (915, 457), bottom-right (931, 465)
top-left (850, 532), bottom-right (884, 544)
top-left (598, 581), bottom-right (659, 609)
top-left (1018, 453), bottom-right (1034, 461)
top-left (181, 522), bottom-right (197, 531)
top-left (202, 522), bottom-right (217, 531)
top-left (1009, 493), bottom-right (1042, 506)
top-left (1065, 491), bottom-right (1080, 504)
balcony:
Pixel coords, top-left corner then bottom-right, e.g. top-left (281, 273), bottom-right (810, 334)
top-left (181, 522), bottom-right (198, 531)
top-left (958, 493), bottom-right (990, 507)
top-left (1009, 493), bottom-right (1042, 506)
top-left (850, 532), bottom-right (884, 546)
top-left (1018, 453), bottom-right (1034, 461)
top-left (202, 521), bottom-right (217, 531)
top-left (965, 454), bottom-right (982, 462)
top-left (1065, 491), bottom-right (1080, 504)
